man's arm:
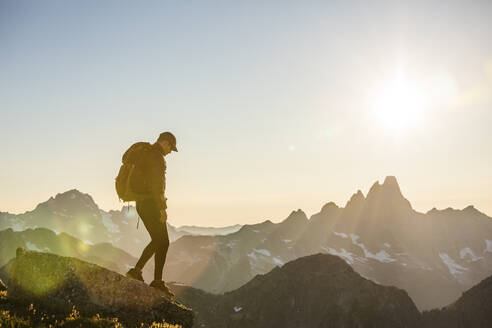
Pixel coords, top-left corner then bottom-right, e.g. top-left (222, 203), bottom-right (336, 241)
top-left (146, 153), bottom-right (167, 211)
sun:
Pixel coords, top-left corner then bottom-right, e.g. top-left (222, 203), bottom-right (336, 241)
top-left (372, 75), bottom-right (428, 135)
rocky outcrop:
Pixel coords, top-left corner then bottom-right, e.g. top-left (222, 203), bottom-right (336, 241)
top-left (6, 248), bottom-right (194, 328)
top-left (172, 253), bottom-right (422, 328)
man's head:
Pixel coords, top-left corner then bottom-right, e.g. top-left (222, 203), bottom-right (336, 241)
top-left (156, 132), bottom-right (178, 156)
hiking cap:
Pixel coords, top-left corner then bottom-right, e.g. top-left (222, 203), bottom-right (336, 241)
top-left (158, 132), bottom-right (178, 152)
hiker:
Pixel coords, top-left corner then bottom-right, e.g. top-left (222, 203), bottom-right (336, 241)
top-left (121, 132), bottom-right (178, 299)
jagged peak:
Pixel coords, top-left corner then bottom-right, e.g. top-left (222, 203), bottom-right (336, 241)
top-left (345, 189), bottom-right (365, 208)
top-left (427, 207), bottom-right (456, 215)
top-left (463, 205), bottom-right (485, 216)
top-left (426, 205), bottom-right (487, 218)
top-left (427, 207), bottom-right (438, 214)
top-left (383, 175), bottom-right (398, 185)
top-left (367, 181), bottom-right (381, 196)
top-left (363, 176), bottom-right (414, 214)
top-left (56, 189), bottom-right (98, 204)
top-left (35, 189), bottom-right (100, 212)
top-left (367, 176), bottom-right (404, 199)
top-left (352, 190), bottom-right (365, 200)
top-left (285, 209), bottom-right (308, 222)
top-left (320, 202), bottom-right (339, 213)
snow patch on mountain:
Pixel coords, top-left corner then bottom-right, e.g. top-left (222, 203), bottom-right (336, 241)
top-left (459, 247), bottom-right (483, 262)
top-left (333, 231), bottom-right (348, 238)
top-left (273, 257), bottom-right (284, 266)
top-left (254, 249), bottom-right (271, 256)
top-left (439, 253), bottom-right (468, 277)
top-left (247, 252), bottom-right (257, 260)
top-left (369, 250), bottom-right (397, 263)
top-left (233, 306), bottom-right (242, 312)
top-left (485, 240), bottom-right (492, 253)
top-left (282, 239), bottom-right (292, 243)
top-left (384, 243), bottom-right (391, 248)
top-left (349, 234), bottom-right (396, 263)
top-left (8, 217), bottom-right (26, 231)
top-left (321, 246), bottom-right (356, 265)
top-left (100, 210), bottom-right (120, 233)
top-left (25, 242), bottom-right (50, 253)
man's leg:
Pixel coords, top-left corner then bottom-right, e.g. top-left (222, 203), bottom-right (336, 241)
top-left (135, 240), bottom-right (155, 270)
top-left (130, 198), bottom-right (160, 273)
top-left (148, 213), bottom-right (174, 298)
top-left (153, 219), bottom-right (169, 281)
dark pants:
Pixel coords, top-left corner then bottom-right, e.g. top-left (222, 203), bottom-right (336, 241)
top-left (134, 197), bottom-right (169, 281)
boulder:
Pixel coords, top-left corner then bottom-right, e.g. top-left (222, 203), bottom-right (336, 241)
top-left (7, 247), bottom-right (194, 327)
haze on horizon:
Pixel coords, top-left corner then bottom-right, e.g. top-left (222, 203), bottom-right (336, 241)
top-left (1, 1), bottom-right (492, 226)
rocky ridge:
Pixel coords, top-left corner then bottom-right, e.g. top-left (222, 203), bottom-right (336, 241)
top-left (2, 248), bottom-right (194, 328)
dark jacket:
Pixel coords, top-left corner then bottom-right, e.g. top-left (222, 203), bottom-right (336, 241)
top-left (122, 142), bottom-right (167, 209)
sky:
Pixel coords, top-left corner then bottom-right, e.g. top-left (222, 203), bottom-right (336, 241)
top-left (1, 1), bottom-right (492, 226)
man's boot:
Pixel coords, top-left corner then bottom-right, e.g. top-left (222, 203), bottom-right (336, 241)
top-left (149, 280), bottom-right (175, 299)
top-left (125, 267), bottom-right (144, 282)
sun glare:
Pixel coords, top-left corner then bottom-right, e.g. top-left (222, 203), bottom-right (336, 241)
top-left (372, 75), bottom-right (428, 135)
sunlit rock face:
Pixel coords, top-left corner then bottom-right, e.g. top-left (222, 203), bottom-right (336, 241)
top-left (171, 253), bottom-right (422, 328)
top-left (6, 248), bottom-right (194, 328)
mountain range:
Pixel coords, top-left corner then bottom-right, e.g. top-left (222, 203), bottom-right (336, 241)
top-left (0, 189), bottom-right (241, 259)
top-left (1, 176), bottom-right (492, 310)
top-left (161, 176), bottom-right (492, 310)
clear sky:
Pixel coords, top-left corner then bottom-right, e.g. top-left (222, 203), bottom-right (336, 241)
top-left (2, 1), bottom-right (492, 226)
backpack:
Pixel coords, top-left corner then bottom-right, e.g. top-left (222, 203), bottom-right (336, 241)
top-left (115, 142), bottom-right (154, 202)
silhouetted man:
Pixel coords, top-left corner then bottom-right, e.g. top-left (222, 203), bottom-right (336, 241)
top-left (124, 131), bottom-right (178, 299)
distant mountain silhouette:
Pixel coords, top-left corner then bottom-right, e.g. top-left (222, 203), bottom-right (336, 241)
top-left (161, 176), bottom-right (492, 310)
top-left (0, 189), bottom-right (242, 258)
top-left (171, 253), bottom-right (421, 328)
